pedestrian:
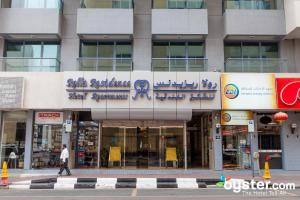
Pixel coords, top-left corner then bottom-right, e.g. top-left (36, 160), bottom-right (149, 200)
top-left (58, 144), bottom-right (72, 176)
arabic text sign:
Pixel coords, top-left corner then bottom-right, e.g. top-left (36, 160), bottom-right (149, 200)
top-left (277, 78), bottom-right (300, 109)
top-left (221, 74), bottom-right (277, 110)
top-left (221, 111), bottom-right (253, 125)
top-left (0, 77), bottom-right (24, 109)
top-left (66, 77), bottom-right (218, 102)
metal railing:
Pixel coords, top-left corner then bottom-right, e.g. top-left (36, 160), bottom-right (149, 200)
top-left (153, 0), bottom-right (206, 9)
top-left (152, 58), bottom-right (208, 72)
top-left (77, 57), bottom-right (133, 71)
top-left (223, 0), bottom-right (282, 10)
top-left (225, 58), bottom-right (287, 73)
top-left (80, 0), bottom-right (133, 8)
top-left (0, 57), bottom-right (60, 72)
top-left (1, 0), bottom-right (64, 9)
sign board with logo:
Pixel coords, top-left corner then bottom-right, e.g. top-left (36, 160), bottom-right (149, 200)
top-left (221, 111), bottom-right (253, 125)
top-left (63, 72), bottom-right (221, 120)
top-left (248, 120), bottom-right (255, 133)
top-left (0, 77), bottom-right (24, 109)
top-left (221, 74), bottom-right (277, 110)
top-left (276, 78), bottom-right (300, 109)
top-left (35, 112), bottom-right (64, 125)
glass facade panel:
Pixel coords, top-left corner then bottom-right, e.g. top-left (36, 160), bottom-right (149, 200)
top-left (5, 41), bottom-right (60, 72)
top-left (32, 124), bottom-right (63, 168)
top-left (153, 0), bottom-right (205, 9)
top-left (222, 126), bottom-right (251, 169)
top-left (0, 112), bottom-right (26, 169)
top-left (152, 42), bottom-right (205, 71)
top-left (8, 0), bottom-right (62, 8)
top-left (79, 41), bottom-right (132, 71)
top-left (224, 0), bottom-right (278, 10)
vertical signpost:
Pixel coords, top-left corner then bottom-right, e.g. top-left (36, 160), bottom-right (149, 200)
top-left (248, 120), bottom-right (255, 178)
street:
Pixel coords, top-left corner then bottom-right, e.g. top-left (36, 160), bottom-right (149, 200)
top-left (0, 188), bottom-right (299, 200)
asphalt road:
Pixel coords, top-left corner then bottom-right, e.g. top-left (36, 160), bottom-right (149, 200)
top-left (0, 189), bottom-right (299, 200)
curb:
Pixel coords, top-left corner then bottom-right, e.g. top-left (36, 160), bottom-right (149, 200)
top-left (9, 178), bottom-right (213, 190)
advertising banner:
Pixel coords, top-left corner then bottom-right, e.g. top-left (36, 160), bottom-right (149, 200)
top-left (35, 112), bottom-right (64, 125)
top-left (0, 77), bottom-right (24, 109)
top-left (276, 78), bottom-right (300, 109)
top-left (221, 74), bottom-right (277, 110)
top-left (221, 111), bottom-right (253, 125)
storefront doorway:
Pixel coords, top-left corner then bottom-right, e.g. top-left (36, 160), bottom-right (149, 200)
top-left (100, 121), bottom-right (184, 169)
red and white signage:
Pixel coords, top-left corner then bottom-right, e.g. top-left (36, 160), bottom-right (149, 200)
top-left (276, 78), bottom-right (300, 109)
top-left (35, 112), bottom-right (64, 124)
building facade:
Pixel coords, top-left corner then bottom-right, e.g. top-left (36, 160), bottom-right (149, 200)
top-left (0, 0), bottom-right (299, 171)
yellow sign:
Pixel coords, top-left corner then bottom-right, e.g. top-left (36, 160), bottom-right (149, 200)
top-left (221, 111), bottom-right (253, 125)
top-left (221, 74), bottom-right (277, 110)
top-left (166, 147), bottom-right (177, 161)
top-left (109, 147), bottom-right (121, 162)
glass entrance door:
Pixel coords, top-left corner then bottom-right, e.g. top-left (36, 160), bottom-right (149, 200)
top-left (136, 127), bottom-right (149, 168)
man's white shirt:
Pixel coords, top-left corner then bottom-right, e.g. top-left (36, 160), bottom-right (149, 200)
top-left (60, 148), bottom-right (69, 162)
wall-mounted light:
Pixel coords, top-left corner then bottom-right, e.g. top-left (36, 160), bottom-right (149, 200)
top-left (291, 123), bottom-right (297, 134)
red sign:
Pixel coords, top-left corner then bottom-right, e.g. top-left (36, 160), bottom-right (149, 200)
top-left (276, 78), bottom-right (300, 109)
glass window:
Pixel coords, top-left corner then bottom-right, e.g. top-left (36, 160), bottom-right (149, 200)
top-left (153, 42), bottom-right (169, 58)
top-left (43, 43), bottom-right (60, 58)
top-left (98, 42), bottom-right (114, 58)
top-left (168, 0), bottom-right (185, 9)
top-left (169, 42), bottom-right (186, 58)
top-left (222, 126), bottom-right (251, 169)
top-left (81, 42), bottom-right (97, 57)
top-left (0, 112), bottom-right (27, 169)
top-left (116, 43), bottom-right (132, 58)
top-left (224, 43), bottom-right (242, 59)
top-left (188, 42), bottom-right (204, 58)
top-left (32, 124), bottom-right (63, 168)
top-left (242, 42), bottom-right (260, 58)
top-left (6, 43), bottom-right (23, 57)
top-left (261, 43), bottom-right (278, 58)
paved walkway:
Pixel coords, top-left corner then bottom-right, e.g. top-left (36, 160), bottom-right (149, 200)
top-left (4, 169), bottom-right (300, 186)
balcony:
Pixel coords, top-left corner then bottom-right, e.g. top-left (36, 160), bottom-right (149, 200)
top-left (284, 0), bottom-right (300, 39)
top-left (0, 0), bottom-right (63, 39)
top-left (0, 58), bottom-right (60, 72)
top-left (77, 58), bottom-right (133, 71)
top-left (152, 58), bottom-right (208, 71)
top-left (152, 0), bottom-right (208, 39)
top-left (225, 58), bottom-right (287, 73)
top-left (223, 0), bottom-right (285, 40)
top-left (77, 0), bottom-right (134, 39)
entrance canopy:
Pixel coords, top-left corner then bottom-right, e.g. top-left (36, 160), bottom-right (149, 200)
top-left (91, 108), bottom-right (192, 121)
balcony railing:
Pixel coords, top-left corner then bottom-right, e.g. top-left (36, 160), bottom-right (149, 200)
top-left (80, 0), bottom-right (133, 8)
top-left (1, 0), bottom-right (64, 9)
top-left (225, 58), bottom-right (287, 73)
top-left (223, 0), bottom-right (282, 10)
top-left (153, 0), bottom-right (206, 9)
top-left (78, 57), bottom-right (133, 71)
top-left (0, 57), bottom-right (60, 72)
top-left (152, 58), bottom-right (208, 72)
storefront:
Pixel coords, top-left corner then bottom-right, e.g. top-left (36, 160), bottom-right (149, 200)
top-left (0, 72), bottom-right (221, 170)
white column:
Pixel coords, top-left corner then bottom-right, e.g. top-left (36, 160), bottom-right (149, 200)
top-left (24, 111), bottom-right (34, 170)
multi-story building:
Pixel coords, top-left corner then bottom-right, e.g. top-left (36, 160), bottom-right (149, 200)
top-left (0, 0), bottom-right (299, 171)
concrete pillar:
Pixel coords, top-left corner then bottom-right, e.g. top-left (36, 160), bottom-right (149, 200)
top-left (0, 111), bottom-right (3, 167)
top-left (212, 112), bottom-right (222, 170)
top-left (62, 111), bottom-right (72, 149)
top-left (24, 111), bottom-right (34, 170)
top-left (252, 113), bottom-right (259, 171)
top-left (133, 0), bottom-right (152, 71)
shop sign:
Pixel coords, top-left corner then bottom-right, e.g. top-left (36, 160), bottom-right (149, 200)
top-left (35, 112), bottom-right (63, 125)
top-left (221, 74), bottom-right (277, 110)
top-left (221, 111), bottom-right (253, 125)
top-left (66, 77), bottom-right (218, 102)
top-left (0, 77), bottom-right (24, 109)
top-left (276, 78), bottom-right (300, 109)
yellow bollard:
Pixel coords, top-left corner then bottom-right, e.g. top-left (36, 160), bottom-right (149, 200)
top-left (263, 161), bottom-right (271, 180)
top-left (1, 161), bottom-right (8, 186)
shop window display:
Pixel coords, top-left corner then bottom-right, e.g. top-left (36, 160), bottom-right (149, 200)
top-left (32, 124), bottom-right (63, 168)
top-left (0, 112), bottom-right (26, 169)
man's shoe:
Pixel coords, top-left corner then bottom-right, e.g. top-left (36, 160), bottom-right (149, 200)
top-left (57, 173), bottom-right (62, 177)
top-left (67, 173), bottom-right (72, 176)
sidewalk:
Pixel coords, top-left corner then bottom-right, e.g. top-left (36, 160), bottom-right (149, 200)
top-left (6, 169), bottom-right (300, 187)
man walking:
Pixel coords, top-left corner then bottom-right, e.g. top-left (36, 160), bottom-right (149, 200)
top-left (58, 144), bottom-right (72, 176)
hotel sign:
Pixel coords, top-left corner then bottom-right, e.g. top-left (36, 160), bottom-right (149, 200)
top-left (66, 77), bottom-right (218, 102)
top-left (0, 77), bottom-right (24, 109)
